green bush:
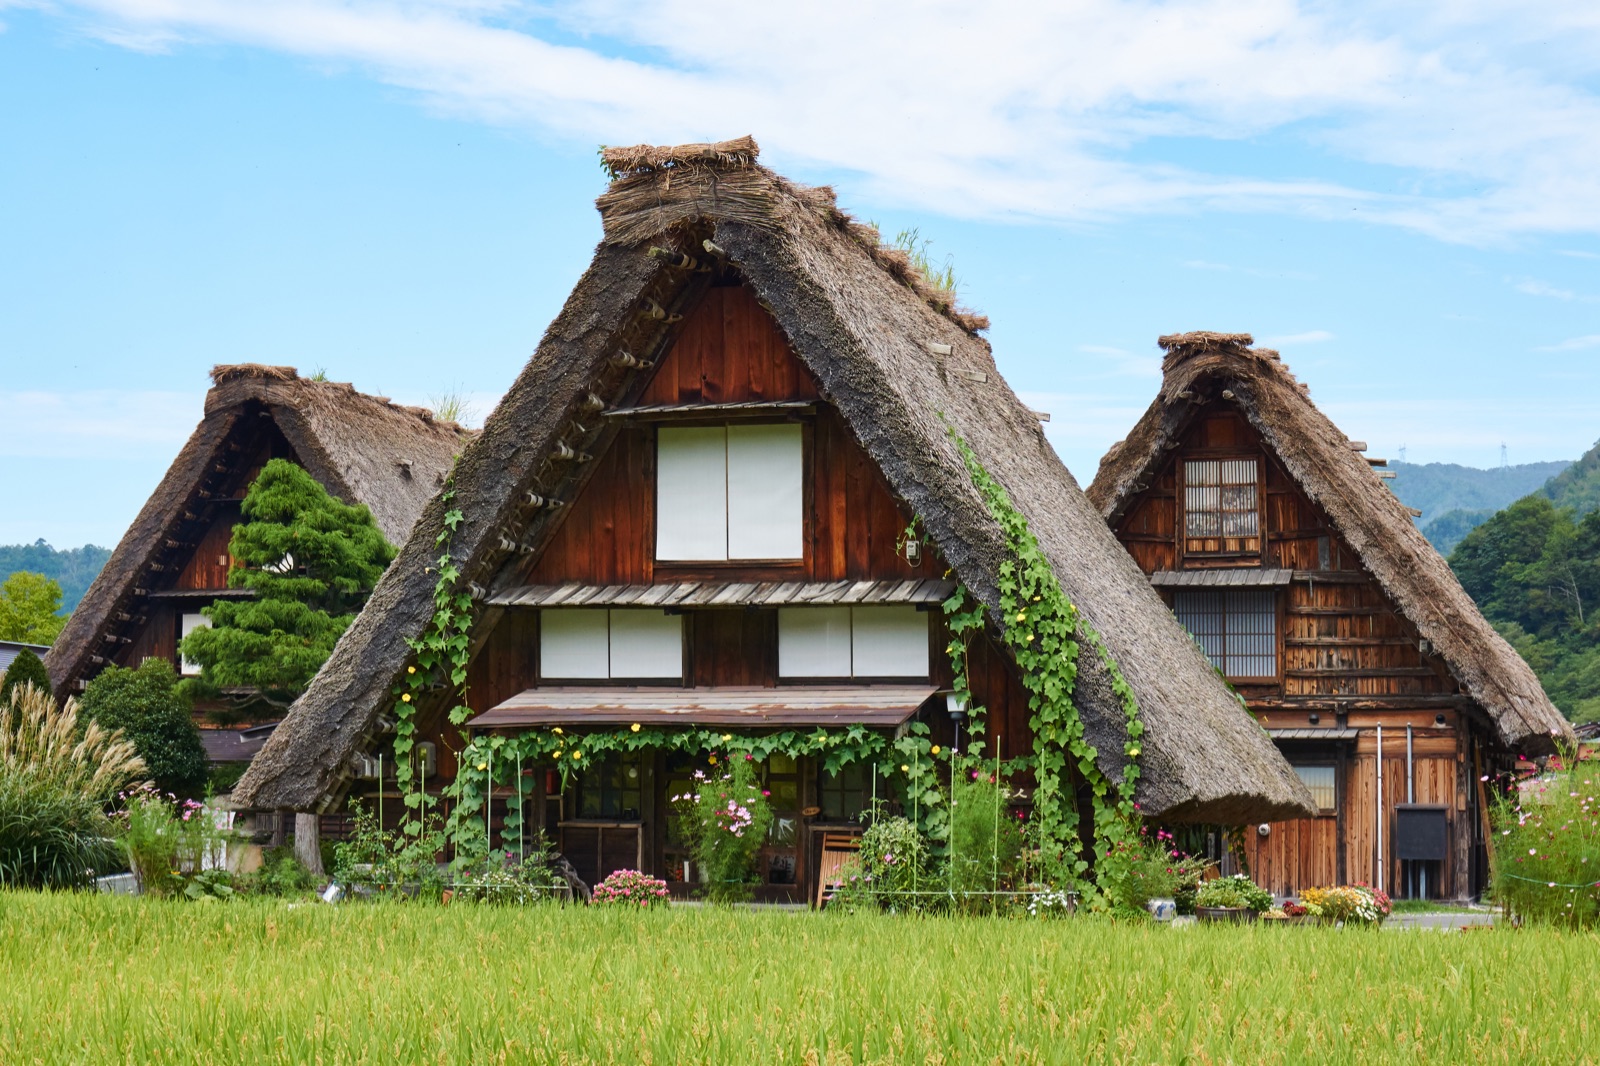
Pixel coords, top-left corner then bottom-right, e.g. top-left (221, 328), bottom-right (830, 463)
top-left (1195, 874), bottom-right (1274, 912)
top-left (0, 648), bottom-right (51, 708)
top-left (0, 684), bottom-right (144, 888)
top-left (245, 847), bottom-right (318, 898)
top-left (832, 815), bottom-right (932, 911)
top-left (1492, 751), bottom-right (1600, 928)
top-left (80, 659), bottom-right (208, 800)
top-left (118, 787), bottom-right (231, 897)
top-left (946, 769), bottom-right (1025, 910)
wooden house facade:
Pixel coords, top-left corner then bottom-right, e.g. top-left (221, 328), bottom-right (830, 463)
top-left (45, 365), bottom-right (469, 726)
top-left (1089, 332), bottom-right (1573, 900)
top-left (234, 140), bottom-right (1313, 901)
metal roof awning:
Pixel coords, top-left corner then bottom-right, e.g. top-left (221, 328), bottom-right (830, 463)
top-left (487, 578), bottom-right (956, 610)
top-left (1268, 727), bottom-right (1360, 741)
top-left (1150, 568), bottom-right (1293, 588)
top-left (472, 685), bottom-right (939, 729)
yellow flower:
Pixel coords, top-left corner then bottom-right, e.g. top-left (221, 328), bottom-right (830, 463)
top-left (407, 666), bottom-right (416, 674)
top-left (476, 762), bottom-right (487, 771)
top-left (931, 746), bottom-right (941, 755)
top-left (708, 756), bottom-right (718, 766)
top-left (630, 723), bottom-right (641, 733)
top-left (900, 764), bottom-right (909, 773)
top-left (554, 751), bottom-right (563, 759)
top-left (1016, 611), bottom-right (1026, 622)
top-left (1128, 747), bottom-right (1140, 757)
top-left (400, 693), bottom-right (411, 703)
top-left (721, 734), bottom-right (732, 742)
top-left (572, 751), bottom-right (582, 760)
top-left (553, 727), bottom-right (564, 735)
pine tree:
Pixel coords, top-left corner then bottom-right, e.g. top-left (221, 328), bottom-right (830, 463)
top-left (180, 459), bottom-right (395, 703)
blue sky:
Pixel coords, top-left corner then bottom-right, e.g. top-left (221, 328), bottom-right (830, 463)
top-left (3, 1), bottom-right (1599, 547)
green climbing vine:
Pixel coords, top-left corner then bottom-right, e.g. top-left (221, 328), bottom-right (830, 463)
top-left (946, 427), bottom-right (1145, 897)
top-left (390, 480), bottom-right (474, 849)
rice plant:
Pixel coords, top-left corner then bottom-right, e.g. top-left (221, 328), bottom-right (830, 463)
top-left (0, 892), bottom-right (1593, 1064)
top-left (0, 683), bottom-right (145, 888)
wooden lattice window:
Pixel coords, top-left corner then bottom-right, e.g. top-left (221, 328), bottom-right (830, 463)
top-left (1292, 764), bottom-right (1337, 813)
top-left (1173, 589), bottom-right (1278, 679)
top-left (1184, 458), bottom-right (1260, 556)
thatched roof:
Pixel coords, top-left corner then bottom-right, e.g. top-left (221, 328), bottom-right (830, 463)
top-left (45, 365), bottom-right (471, 696)
top-left (234, 138), bottom-right (1312, 823)
top-left (1088, 331), bottom-right (1573, 755)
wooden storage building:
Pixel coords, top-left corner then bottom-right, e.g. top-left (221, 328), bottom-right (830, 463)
top-left (1089, 331), bottom-right (1574, 900)
top-left (234, 140), bottom-right (1313, 901)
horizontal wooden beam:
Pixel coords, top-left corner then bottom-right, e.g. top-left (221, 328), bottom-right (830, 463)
top-left (1284, 636), bottom-right (1418, 647)
top-left (1248, 695), bottom-right (1469, 711)
top-left (1288, 606), bottom-right (1394, 616)
top-left (1284, 667), bottom-right (1439, 678)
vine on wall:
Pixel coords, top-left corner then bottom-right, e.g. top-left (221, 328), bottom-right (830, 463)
top-left (947, 428), bottom-right (1145, 893)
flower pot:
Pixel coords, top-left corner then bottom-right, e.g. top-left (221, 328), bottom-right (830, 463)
top-left (1196, 906), bottom-right (1257, 924)
top-left (1146, 897), bottom-right (1177, 922)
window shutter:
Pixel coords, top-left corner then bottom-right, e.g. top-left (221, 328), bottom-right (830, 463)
top-left (849, 606), bottom-right (929, 677)
top-left (540, 609), bottom-right (610, 679)
top-left (656, 426), bottom-right (729, 561)
top-left (607, 610), bottom-right (684, 679)
top-left (726, 423), bottom-right (803, 559)
top-left (777, 607), bottom-right (852, 677)
top-left (179, 612), bottom-right (209, 676)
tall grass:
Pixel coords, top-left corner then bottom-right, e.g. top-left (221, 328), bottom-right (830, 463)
top-left (0, 684), bottom-right (145, 888)
top-left (0, 893), bottom-right (1593, 1064)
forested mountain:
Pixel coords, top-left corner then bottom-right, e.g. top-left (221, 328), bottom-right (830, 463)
top-left (0, 541), bottom-right (111, 611)
top-left (1386, 459), bottom-right (1572, 553)
top-left (1539, 438), bottom-right (1600, 517)
top-left (1451, 492), bottom-right (1600, 724)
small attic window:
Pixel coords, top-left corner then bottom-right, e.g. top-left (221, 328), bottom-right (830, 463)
top-left (656, 424), bottom-right (803, 562)
top-left (1183, 458), bottom-right (1260, 558)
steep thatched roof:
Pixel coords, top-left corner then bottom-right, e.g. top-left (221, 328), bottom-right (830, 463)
top-left (1088, 332), bottom-right (1573, 755)
top-left (46, 366), bottom-right (472, 696)
top-left (234, 138), bottom-right (1312, 823)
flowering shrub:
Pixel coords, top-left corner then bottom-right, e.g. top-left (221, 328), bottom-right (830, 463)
top-left (1299, 885), bottom-right (1391, 925)
top-left (1491, 750), bottom-right (1600, 928)
top-left (592, 869), bottom-right (671, 908)
top-left (830, 816), bottom-right (933, 912)
top-left (1282, 900), bottom-right (1309, 917)
top-left (671, 756), bottom-right (772, 903)
top-left (118, 786), bottom-right (232, 898)
top-left (1024, 886), bottom-right (1079, 918)
top-left (1194, 874), bottom-right (1274, 913)
top-left (453, 850), bottom-right (560, 905)
top-left (1099, 823), bottom-right (1210, 918)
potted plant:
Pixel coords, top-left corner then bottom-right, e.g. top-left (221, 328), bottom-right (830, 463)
top-left (1194, 874), bottom-right (1272, 923)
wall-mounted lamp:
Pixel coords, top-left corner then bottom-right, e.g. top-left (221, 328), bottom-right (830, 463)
top-left (1435, 713), bottom-right (1447, 726)
top-left (1308, 712), bottom-right (1321, 725)
top-left (945, 692), bottom-right (968, 759)
top-left (1257, 823), bottom-right (1272, 837)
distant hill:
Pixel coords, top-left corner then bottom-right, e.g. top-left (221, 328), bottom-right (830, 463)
top-left (1388, 459), bottom-right (1572, 552)
top-left (1539, 438), bottom-right (1600, 516)
top-left (0, 540), bottom-right (112, 611)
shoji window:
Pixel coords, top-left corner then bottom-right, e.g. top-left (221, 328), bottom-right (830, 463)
top-left (1173, 589), bottom-right (1277, 679)
top-left (656, 424), bottom-right (803, 561)
top-left (179, 612), bottom-right (209, 676)
top-left (778, 606), bottom-right (929, 678)
top-left (540, 609), bottom-right (683, 680)
top-left (1184, 458), bottom-right (1260, 556)
top-left (1293, 764), bottom-right (1337, 813)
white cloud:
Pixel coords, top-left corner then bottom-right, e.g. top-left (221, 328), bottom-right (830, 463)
top-left (1260, 330), bottom-right (1334, 346)
top-left (37, 0), bottom-right (1600, 243)
top-left (1514, 278), bottom-right (1580, 300)
top-left (1536, 334), bottom-right (1600, 351)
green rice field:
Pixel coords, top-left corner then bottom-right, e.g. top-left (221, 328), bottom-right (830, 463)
top-left (0, 893), bottom-right (1594, 1065)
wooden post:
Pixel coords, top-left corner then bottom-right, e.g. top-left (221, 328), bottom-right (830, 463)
top-left (1453, 728), bottom-right (1471, 900)
top-left (294, 812), bottom-right (325, 877)
top-left (271, 809), bottom-right (286, 849)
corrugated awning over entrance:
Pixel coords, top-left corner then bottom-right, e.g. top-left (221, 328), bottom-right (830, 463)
top-left (472, 685), bottom-right (939, 729)
top-left (1149, 568), bottom-right (1293, 588)
top-left (486, 579), bottom-right (956, 609)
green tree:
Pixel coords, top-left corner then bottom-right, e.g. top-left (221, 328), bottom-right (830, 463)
top-left (0, 572), bottom-right (67, 645)
top-left (0, 649), bottom-right (52, 708)
top-left (79, 659), bottom-right (207, 799)
top-left (180, 460), bottom-right (394, 705)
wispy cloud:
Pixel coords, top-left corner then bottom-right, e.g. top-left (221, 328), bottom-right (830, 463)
top-left (32, 0), bottom-right (1600, 244)
top-left (0, 390), bottom-right (200, 459)
top-left (1557, 249), bottom-right (1600, 260)
top-left (1535, 334), bottom-right (1600, 351)
top-left (1260, 330), bottom-right (1334, 346)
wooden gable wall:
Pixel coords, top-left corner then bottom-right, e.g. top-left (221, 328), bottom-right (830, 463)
top-left (1111, 405), bottom-right (1454, 702)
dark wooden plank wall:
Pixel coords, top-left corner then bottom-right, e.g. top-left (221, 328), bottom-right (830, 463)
top-left (521, 282), bottom-right (934, 586)
top-left (173, 503), bottom-right (241, 591)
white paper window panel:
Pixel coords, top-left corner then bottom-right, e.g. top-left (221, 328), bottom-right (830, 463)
top-left (179, 613), bottom-right (209, 676)
top-left (778, 607), bottom-right (853, 677)
top-left (850, 606), bottom-right (929, 677)
top-left (540, 609), bottom-right (610, 679)
top-left (656, 426), bottom-right (729, 561)
top-left (607, 610), bottom-right (684, 678)
top-left (726, 423), bottom-right (803, 559)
